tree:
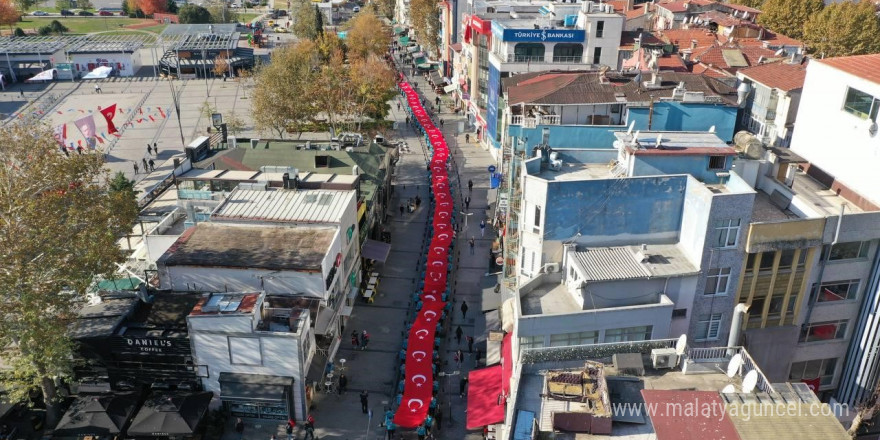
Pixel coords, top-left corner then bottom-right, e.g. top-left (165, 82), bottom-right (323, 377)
top-left (346, 7), bottom-right (386, 60)
top-left (178, 3), bottom-right (211, 23)
top-left (312, 48), bottom-right (351, 137)
top-left (409, 0), bottom-right (440, 54)
top-left (349, 55), bottom-right (395, 131)
top-left (13, 0), bottom-right (38, 14)
top-left (76, 0), bottom-right (92, 9)
top-left (108, 171), bottom-right (137, 201)
top-left (803, 0), bottom-right (880, 58)
top-left (0, 123), bottom-right (138, 426)
top-left (728, 0), bottom-right (763, 8)
top-left (213, 51), bottom-right (231, 77)
top-left (225, 112), bottom-right (246, 135)
top-left (313, 4), bottom-right (322, 37)
top-left (164, 0), bottom-right (177, 13)
top-left (291, 0), bottom-right (317, 40)
top-left (0, 0), bottom-right (19, 30)
top-left (13, 26), bottom-right (24, 36)
top-left (757, 0), bottom-right (823, 40)
top-left (206, 0), bottom-right (238, 23)
top-left (375, 0), bottom-right (393, 19)
top-left (252, 41), bottom-right (320, 137)
top-left (315, 31), bottom-right (346, 62)
top-left (136, 0), bottom-right (165, 16)
top-left (39, 19), bottom-right (68, 35)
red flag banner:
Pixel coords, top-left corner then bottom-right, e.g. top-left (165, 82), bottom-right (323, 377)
top-left (74, 114), bottom-right (97, 150)
top-left (100, 104), bottom-right (118, 134)
top-left (802, 378), bottom-right (821, 394)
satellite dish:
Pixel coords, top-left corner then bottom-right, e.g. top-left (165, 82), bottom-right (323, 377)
top-left (721, 384), bottom-right (736, 394)
top-left (726, 354), bottom-right (743, 378)
top-left (655, 134), bottom-right (663, 148)
top-left (709, 125), bottom-right (716, 133)
top-left (742, 370), bottom-right (758, 393)
top-left (632, 130), bottom-right (641, 146)
top-left (675, 334), bottom-right (687, 355)
top-left (627, 120), bottom-right (635, 135)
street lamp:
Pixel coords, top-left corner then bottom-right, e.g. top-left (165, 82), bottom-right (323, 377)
top-left (167, 78), bottom-right (187, 149)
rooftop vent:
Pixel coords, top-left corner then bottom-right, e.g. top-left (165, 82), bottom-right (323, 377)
top-left (315, 155), bottom-right (330, 168)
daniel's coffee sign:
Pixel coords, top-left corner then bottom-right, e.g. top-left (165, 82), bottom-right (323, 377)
top-left (111, 336), bottom-right (191, 355)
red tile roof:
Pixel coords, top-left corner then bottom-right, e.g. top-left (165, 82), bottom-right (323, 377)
top-left (642, 390), bottom-right (740, 440)
top-left (694, 44), bottom-right (779, 73)
top-left (724, 2), bottom-right (761, 14)
top-left (739, 60), bottom-right (809, 91)
top-left (656, 1), bottom-right (690, 13)
top-left (659, 28), bottom-right (721, 54)
top-left (607, 0), bottom-right (628, 11)
top-left (818, 53), bottom-right (880, 85)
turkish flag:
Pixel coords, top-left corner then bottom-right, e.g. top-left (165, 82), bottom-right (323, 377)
top-left (802, 378), bottom-right (821, 394)
top-left (99, 104), bottom-right (118, 134)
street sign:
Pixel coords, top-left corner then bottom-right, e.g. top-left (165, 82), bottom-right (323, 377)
top-left (488, 165), bottom-right (496, 173)
top-left (211, 113), bottom-right (223, 128)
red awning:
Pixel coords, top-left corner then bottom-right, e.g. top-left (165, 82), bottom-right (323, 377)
top-left (466, 366), bottom-right (506, 429)
top-left (501, 333), bottom-right (512, 394)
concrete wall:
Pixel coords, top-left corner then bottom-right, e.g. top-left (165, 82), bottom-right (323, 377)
top-left (790, 60), bottom-right (880, 206)
top-left (628, 102), bottom-right (739, 142)
top-left (631, 154), bottom-right (730, 183)
top-left (70, 51), bottom-right (142, 77)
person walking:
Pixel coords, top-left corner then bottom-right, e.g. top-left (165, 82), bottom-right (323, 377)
top-left (361, 330), bottom-right (370, 350)
top-left (455, 325), bottom-right (463, 345)
top-left (94, 84), bottom-right (101, 94)
top-left (142, 157), bottom-right (148, 172)
top-left (469, 237), bottom-right (475, 255)
top-left (468, 179), bottom-right (473, 192)
top-left (435, 96), bottom-right (440, 106)
top-left (439, 118), bottom-right (444, 127)
top-left (351, 330), bottom-right (359, 349)
top-left (148, 158), bottom-right (155, 172)
top-left (133, 162), bottom-right (139, 174)
top-left (234, 417), bottom-right (245, 439)
top-left (455, 349), bottom-right (463, 368)
top-left (461, 301), bottom-right (469, 319)
top-left (338, 373), bottom-right (348, 394)
top-left (464, 195), bottom-right (471, 210)
top-left (271, 435), bottom-right (277, 440)
top-left (474, 348), bottom-right (482, 368)
top-left (303, 416), bottom-right (315, 440)
top-left (19, 89), bottom-right (24, 99)
top-left (480, 219), bottom-right (486, 237)
top-left (360, 390), bottom-right (369, 413)
top-left (399, 204), bottom-right (405, 216)
top-left (153, 142), bottom-right (158, 154)
top-left (286, 419), bottom-right (295, 440)
top-left (465, 133), bottom-right (470, 143)
top-left (147, 144), bottom-right (152, 155)
top-left (76, 145), bottom-right (84, 155)
top-left (467, 335), bottom-right (474, 353)
top-left (459, 377), bottom-right (468, 397)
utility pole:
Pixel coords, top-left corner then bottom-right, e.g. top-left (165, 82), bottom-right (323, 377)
top-left (168, 78), bottom-right (187, 148)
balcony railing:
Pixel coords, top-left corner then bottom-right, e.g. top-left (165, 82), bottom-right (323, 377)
top-left (504, 54), bottom-right (585, 64)
top-left (510, 114), bottom-right (561, 126)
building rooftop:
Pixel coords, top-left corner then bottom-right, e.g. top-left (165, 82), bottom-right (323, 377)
top-left (615, 131), bottom-right (736, 156)
top-left (693, 44), bottom-right (782, 75)
top-left (71, 296), bottom-right (139, 340)
top-left (159, 223), bottom-right (335, 271)
top-left (817, 53), bottom-right (880, 85)
top-left (572, 244), bottom-right (699, 281)
top-left (739, 60), bottom-right (809, 92)
top-left (212, 188), bottom-right (355, 224)
top-left (0, 35), bottom-right (65, 54)
top-left (189, 292), bottom-right (260, 316)
top-left (533, 162), bottom-right (617, 181)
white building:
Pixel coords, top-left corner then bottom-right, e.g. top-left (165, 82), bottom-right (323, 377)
top-left (736, 59), bottom-right (808, 147)
top-left (187, 292), bottom-right (315, 422)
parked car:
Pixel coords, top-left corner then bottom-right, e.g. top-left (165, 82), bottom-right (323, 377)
top-left (60, 9), bottom-right (73, 15)
top-left (77, 10), bottom-right (93, 15)
top-left (31, 10), bottom-right (49, 15)
top-left (352, 5), bottom-right (360, 12)
top-left (98, 10), bottom-right (113, 15)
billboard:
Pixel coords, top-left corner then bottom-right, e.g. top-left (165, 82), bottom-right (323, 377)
top-left (487, 63), bottom-right (500, 146)
top-left (501, 28), bottom-right (585, 42)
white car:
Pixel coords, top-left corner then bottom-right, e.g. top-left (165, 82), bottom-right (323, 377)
top-left (31, 10), bottom-right (49, 15)
top-left (352, 6), bottom-right (360, 12)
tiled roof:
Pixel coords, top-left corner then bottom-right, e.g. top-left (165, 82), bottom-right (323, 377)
top-left (818, 53), bottom-right (880, 85)
top-left (697, 10), bottom-right (757, 28)
top-left (620, 31), bottom-right (666, 49)
top-left (622, 48), bottom-right (689, 73)
top-left (739, 60), bottom-right (808, 92)
top-left (757, 30), bottom-right (804, 48)
top-left (694, 44), bottom-right (779, 73)
top-left (656, 1), bottom-right (690, 13)
top-left (658, 28), bottom-right (720, 53)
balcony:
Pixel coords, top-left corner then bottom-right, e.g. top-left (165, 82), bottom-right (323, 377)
top-left (510, 114), bottom-right (561, 127)
top-left (504, 54), bottom-right (584, 64)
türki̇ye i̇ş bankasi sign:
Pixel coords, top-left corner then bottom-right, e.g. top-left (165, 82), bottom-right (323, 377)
top-left (502, 29), bottom-right (585, 42)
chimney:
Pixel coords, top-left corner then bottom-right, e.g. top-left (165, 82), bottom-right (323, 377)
top-left (625, 0), bottom-right (634, 11)
top-left (691, 39), bottom-right (698, 50)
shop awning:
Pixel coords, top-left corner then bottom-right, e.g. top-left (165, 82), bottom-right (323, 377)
top-left (443, 84), bottom-right (457, 93)
top-left (466, 365), bottom-right (506, 429)
top-left (394, 26), bottom-right (404, 34)
top-left (412, 51), bottom-right (425, 58)
top-left (127, 392), bottom-right (212, 437)
top-left (362, 238), bottom-right (391, 262)
top-left (220, 372), bottom-right (293, 402)
top-left (399, 36), bottom-right (410, 45)
top-left (407, 45), bottom-right (420, 53)
top-left (55, 393), bottom-right (139, 437)
top-left (26, 68), bottom-right (56, 82)
top-left (414, 57), bottom-right (426, 65)
top-left (82, 66), bottom-right (113, 79)
top-left (430, 70), bottom-right (444, 84)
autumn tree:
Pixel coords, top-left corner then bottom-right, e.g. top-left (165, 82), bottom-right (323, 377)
top-left (728, 0), bottom-right (763, 8)
top-left (315, 31), bottom-right (346, 62)
top-left (375, 0), bottom-right (394, 19)
top-left (0, 0), bottom-right (20, 30)
top-left (803, 0), bottom-right (880, 58)
top-left (312, 48), bottom-right (351, 137)
top-left (757, 0), bottom-right (823, 40)
top-left (291, 0), bottom-right (317, 40)
top-left (410, 0), bottom-right (441, 54)
top-left (350, 55), bottom-right (395, 131)
top-left (137, 0), bottom-right (166, 16)
top-left (0, 123), bottom-right (138, 426)
top-left (346, 6), bottom-right (387, 60)
top-left (213, 51), bottom-right (231, 77)
top-left (252, 41), bottom-right (320, 137)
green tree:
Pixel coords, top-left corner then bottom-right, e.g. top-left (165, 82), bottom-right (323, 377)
top-left (804, 0), bottom-right (880, 58)
top-left (346, 7), bottom-right (386, 60)
top-left (13, 27), bottom-right (25, 36)
top-left (108, 171), bottom-right (137, 202)
top-left (164, 0), bottom-right (177, 13)
top-left (39, 19), bottom-right (68, 35)
top-left (312, 48), bottom-right (351, 137)
top-left (757, 0), bottom-right (823, 40)
top-left (728, 0), bottom-right (763, 8)
top-left (178, 3), bottom-right (211, 23)
top-left (75, 0), bottom-right (92, 9)
top-left (0, 123), bottom-right (138, 426)
top-left (350, 54), bottom-right (395, 131)
top-left (252, 41), bottom-right (320, 137)
top-left (206, 0), bottom-right (237, 23)
top-left (313, 4), bottom-right (322, 37)
top-left (13, 0), bottom-right (38, 13)
top-left (409, 0), bottom-right (440, 54)
top-left (291, 0), bottom-right (317, 40)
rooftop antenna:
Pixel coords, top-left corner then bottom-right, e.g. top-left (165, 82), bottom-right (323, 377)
top-left (742, 370), bottom-right (758, 393)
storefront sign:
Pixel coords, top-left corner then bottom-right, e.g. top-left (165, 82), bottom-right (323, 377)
top-left (111, 336), bottom-right (191, 356)
top-left (125, 337), bottom-right (174, 353)
top-left (501, 28), bottom-right (585, 42)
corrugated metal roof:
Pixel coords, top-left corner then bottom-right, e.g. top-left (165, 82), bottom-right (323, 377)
top-left (212, 188), bottom-right (354, 224)
top-left (572, 244), bottom-right (699, 281)
top-left (726, 402), bottom-right (849, 440)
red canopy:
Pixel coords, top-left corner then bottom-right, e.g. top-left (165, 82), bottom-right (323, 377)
top-left (466, 366), bottom-right (506, 429)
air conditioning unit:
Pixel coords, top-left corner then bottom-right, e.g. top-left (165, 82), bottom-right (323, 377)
top-left (544, 263), bottom-right (560, 273)
top-left (651, 348), bottom-right (679, 369)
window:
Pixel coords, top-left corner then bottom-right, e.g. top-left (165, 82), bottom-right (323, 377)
top-left (708, 155), bottom-right (726, 170)
top-left (695, 314), bottom-right (723, 340)
top-left (604, 326), bottom-right (652, 343)
top-left (842, 87), bottom-right (880, 121)
top-left (816, 280), bottom-right (860, 302)
top-left (514, 43), bottom-right (545, 62)
top-left (712, 219), bottom-right (741, 248)
top-left (672, 308), bottom-right (688, 318)
top-left (534, 205), bottom-right (541, 227)
top-left (827, 241), bottom-right (870, 261)
top-left (552, 43), bottom-right (583, 62)
top-left (520, 335), bottom-right (544, 349)
top-left (800, 320), bottom-right (848, 343)
top-left (704, 268), bottom-right (731, 295)
top-left (789, 358), bottom-right (837, 386)
top-left (595, 20), bottom-right (605, 38)
top-left (550, 331), bottom-right (599, 347)
top-left (228, 337), bottom-right (263, 365)
top-left (766, 294), bottom-right (797, 317)
top-left (747, 250), bottom-right (807, 271)
top-left (592, 47), bottom-right (602, 64)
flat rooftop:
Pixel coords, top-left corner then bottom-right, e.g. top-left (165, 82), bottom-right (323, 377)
top-left (189, 292), bottom-right (260, 316)
top-left (520, 280), bottom-right (673, 315)
top-left (615, 131), bottom-right (737, 156)
top-left (573, 244), bottom-right (699, 281)
top-left (159, 223), bottom-right (335, 271)
top-left (749, 167), bottom-right (868, 223)
top-left (212, 188), bottom-right (354, 224)
top-left (534, 162), bottom-right (617, 181)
